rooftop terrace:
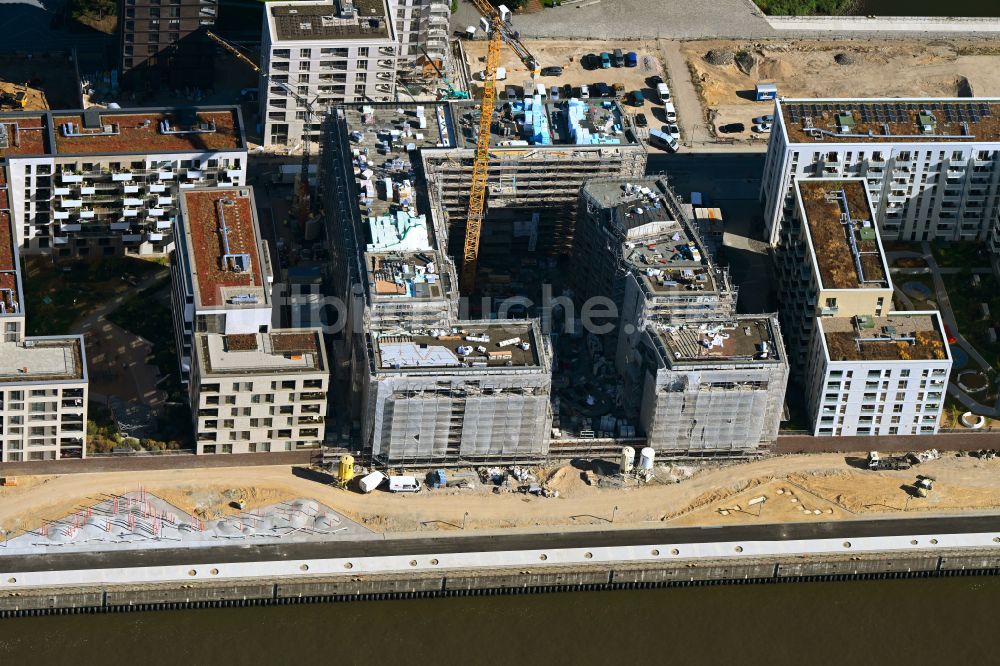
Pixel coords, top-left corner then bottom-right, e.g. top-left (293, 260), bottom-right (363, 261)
top-left (0, 337), bottom-right (85, 383)
top-left (374, 322), bottom-right (540, 371)
top-left (0, 116), bottom-right (50, 157)
top-left (198, 330), bottom-right (326, 375)
top-left (654, 318), bottom-right (781, 365)
top-left (821, 313), bottom-right (949, 363)
top-left (780, 99), bottom-right (1000, 144)
top-left (799, 180), bottom-right (888, 291)
top-left (452, 98), bottom-right (635, 149)
top-left (52, 109), bottom-right (243, 155)
top-left (0, 208), bottom-right (20, 315)
top-left (180, 188), bottom-right (268, 309)
top-left (269, 0), bottom-right (391, 42)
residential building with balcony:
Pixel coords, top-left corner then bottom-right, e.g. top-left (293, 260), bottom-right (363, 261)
top-left (260, 0), bottom-right (398, 148)
top-left (0, 164), bottom-right (88, 462)
top-left (118, 0), bottom-right (218, 88)
top-left (0, 107), bottom-right (247, 257)
top-left (389, 0), bottom-right (449, 67)
top-left (761, 98), bottom-right (1000, 247)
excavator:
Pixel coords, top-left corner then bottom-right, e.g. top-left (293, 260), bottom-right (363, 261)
top-left (460, 0), bottom-right (539, 294)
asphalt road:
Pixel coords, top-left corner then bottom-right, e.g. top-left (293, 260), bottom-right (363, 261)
top-left (4, 514), bottom-right (1000, 573)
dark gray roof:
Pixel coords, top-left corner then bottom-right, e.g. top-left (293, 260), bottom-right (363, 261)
top-left (271, 0), bottom-right (390, 41)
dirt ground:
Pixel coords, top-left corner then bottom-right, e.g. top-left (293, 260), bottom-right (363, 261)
top-left (5, 453), bottom-right (1000, 538)
top-left (683, 38), bottom-right (1000, 141)
top-left (0, 52), bottom-right (80, 111)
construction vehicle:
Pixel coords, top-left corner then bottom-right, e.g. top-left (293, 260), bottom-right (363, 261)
top-left (420, 48), bottom-right (469, 100)
top-left (867, 451), bottom-right (911, 471)
top-left (915, 475), bottom-right (935, 498)
top-left (206, 30), bottom-right (317, 223)
top-left (0, 89), bottom-right (27, 110)
top-left (460, 0), bottom-right (539, 294)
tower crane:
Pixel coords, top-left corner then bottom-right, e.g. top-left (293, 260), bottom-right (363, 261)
top-left (206, 30), bottom-right (317, 223)
top-left (460, 0), bottom-right (539, 294)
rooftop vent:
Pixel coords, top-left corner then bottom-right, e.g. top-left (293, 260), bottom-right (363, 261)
top-left (82, 108), bottom-right (103, 130)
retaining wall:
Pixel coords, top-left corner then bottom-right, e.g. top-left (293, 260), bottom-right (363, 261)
top-left (764, 14), bottom-right (1000, 33)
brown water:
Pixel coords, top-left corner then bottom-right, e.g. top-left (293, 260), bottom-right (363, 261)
top-left (853, 0), bottom-right (998, 15)
top-left (0, 577), bottom-right (994, 664)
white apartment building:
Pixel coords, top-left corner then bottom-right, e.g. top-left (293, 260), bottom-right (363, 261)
top-left (774, 178), bottom-right (952, 435)
top-left (0, 107), bottom-right (247, 257)
top-left (170, 186), bottom-right (329, 453)
top-left (0, 167), bottom-right (88, 462)
top-left (806, 312), bottom-right (950, 437)
top-left (260, 0), bottom-right (398, 148)
top-left (389, 0), bottom-right (449, 67)
top-left (761, 98), bottom-right (1000, 246)
top-left (632, 316), bottom-right (788, 454)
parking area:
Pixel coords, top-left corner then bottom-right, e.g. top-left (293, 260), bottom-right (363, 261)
top-left (462, 38), bottom-right (675, 152)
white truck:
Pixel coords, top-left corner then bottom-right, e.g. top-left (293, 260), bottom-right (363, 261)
top-left (664, 101), bottom-right (677, 123)
top-left (358, 471), bottom-right (386, 493)
top-left (656, 83), bottom-right (670, 103)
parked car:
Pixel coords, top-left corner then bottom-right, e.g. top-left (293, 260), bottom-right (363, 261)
top-left (666, 124), bottom-right (680, 141)
top-left (656, 83), bottom-right (670, 103)
top-left (625, 51), bottom-right (638, 67)
top-left (719, 122), bottom-right (746, 134)
top-left (600, 52), bottom-right (611, 69)
top-left (594, 82), bottom-right (612, 98)
top-left (504, 84), bottom-right (522, 101)
top-left (630, 90), bottom-right (645, 106)
top-left (577, 84), bottom-right (590, 99)
top-left (540, 66), bottom-right (563, 77)
top-left (753, 114), bottom-right (774, 125)
top-left (582, 53), bottom-right (599, 70)
top-left (752, 122), bottom-right (772, 133)
top-left (388, 475), bottom-right (422, 493)
top-left (613, 48), bottom-right (625, 67)
top-left (649, 128), bottom-right (679, 152)
top-left (549, 85), bottom-right (561, 101)
top-left (647, 74), bottom-right (664, 86)
top-left (663, 101), bottom-right (677, 123)
top-left (634, 113), bottom-right (648, 127)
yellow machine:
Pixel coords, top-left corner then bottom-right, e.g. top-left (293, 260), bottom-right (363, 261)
top-left (460, 0), bottom-right (540, 294)
top-left (338, 454), bottom-right (356, 486)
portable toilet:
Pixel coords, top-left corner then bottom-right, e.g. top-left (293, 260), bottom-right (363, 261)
top-left (754, 83), bottom-right (778, 101)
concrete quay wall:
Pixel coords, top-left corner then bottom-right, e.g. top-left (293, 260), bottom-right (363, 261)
top-left (765, 14), bottom-right (1000, 33)
top-left (3, 550), bottom-right (1000, 617)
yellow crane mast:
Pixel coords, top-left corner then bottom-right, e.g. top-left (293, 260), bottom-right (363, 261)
top-left (460, 0), bottom-right (539, 294)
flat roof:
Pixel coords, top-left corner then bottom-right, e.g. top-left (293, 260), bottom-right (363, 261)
top-left (0, 115), bottom-right (49, 157)
top-left (344, 103), bottom-right (454, 221)
top-left (452, 98), bottom-right (636, 149)
top-left (798, 180), bottom-right (888, 290)
top-left (821, 313), bottom-right (949, 363)
top-left (198, 330), bottom-right (326, 375)
top-left (51, 109), bottom-right (243, 155)
top-left (654, 317), bottom-right (782, 365)
top-left (0, 208), bottom-right (20, 316)
top-left (179, 188), bottom-right (268, 309)
top-left (779, 98), bottom-right (1000, 144)
top-left (269, 0), bottom-right (391, 41)
top-left (0, 337), bottom-right (85, 383)
top-left (374, 323), bottom-right (540, 371)
top-left (367, 251), bottom-right (446, 301)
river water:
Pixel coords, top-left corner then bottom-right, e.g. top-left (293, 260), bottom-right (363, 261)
top-left (0, 576), bottom-right (993, 664)
top-left (853, 0), bottom-right (998, 16)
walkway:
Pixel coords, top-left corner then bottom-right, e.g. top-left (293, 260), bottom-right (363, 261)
top-left (887, 246), bottom-right (1000, 418)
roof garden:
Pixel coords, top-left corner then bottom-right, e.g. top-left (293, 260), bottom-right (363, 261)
top-left (780, 99), bottom-right (1000, 144)
top-left (374, 322), bottom-right (540, 371)
top-left (198, 330), bottom-right (326, 375)
top-left (0, 208), bottom-right (20, 315)
top-left (0, 115), bottom-right (50, 157)
top-left (821, 313), bottom-right (949, 363)
top-left (52, 109), bottom-right (243, 155)
top-left (179, 188), bottom-right (268, 309)
top-left (798, 180), bottom-right (889, 290)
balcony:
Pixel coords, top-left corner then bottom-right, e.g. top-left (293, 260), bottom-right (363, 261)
top-left (123, 197), bottom-right (143, 206)
top-left (110, 221), bottom-right (131, 231)
top-left (54, 187), bottom-right (71, 196)
top-left (111, 172), bottom-right (133, 182)
top-left (122, 233), bottom-right (142, 242)
top-left (60, 222), bottom-right (82, 232)
top-left (148, 208), bottom-right (164, 216)
top-left (53, 210), bottom-right (71, 220)
top-left (60, 173), bottom-right (83, 183)
top-left (123, 185), bottom-right (140, 194)
top-left (157, 171), bottom-right (175, 180)
top-left (149, 184), bottom-right (166, 193)
top-left (186, 169), bottom-right (203, 179)
top-left (157, 196), bottom-right (172, 205)
top-left (122, 209), bottom-right (138, 217)
top-left (226, 169), bottom-right (242, 179)
top-left (156, 219), bottom-right (172, 230)
top-left (79, 210), bottom-right (95, 219)
top-left (61, 198), bottom-right (83, 208)
top-left (148, 232), bottom-right (164, 242)
top-left (80, 186), bottom-right (96, 195)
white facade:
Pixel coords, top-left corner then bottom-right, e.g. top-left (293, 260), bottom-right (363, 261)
top-left (807, 313), bottom-right (951, 437)
top-left (389, 0), bottom-right (450, 66)
top-left (260, 0), bottom-right (398, 148)
top-left (762, 98), bottom-right (1000, 246)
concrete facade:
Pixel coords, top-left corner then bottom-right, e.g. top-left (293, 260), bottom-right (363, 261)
top-left (119, 0), bottom-right (218, 88)
top-left (260, 0), bottom-right (398, 149)
top-left (762, 98), bottom-right (1000, 247)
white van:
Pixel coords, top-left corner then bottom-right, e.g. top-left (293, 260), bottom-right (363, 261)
top-left (649, 128), bottom-right (679, 153)
top-left (656, 83), bottom-right (670, 103)
top-left (535, 83), bottom-right (547, 98)
top-left (664, 102), bottom-right (677, 123)
top-left (388, 475), bottom-right (423, 493)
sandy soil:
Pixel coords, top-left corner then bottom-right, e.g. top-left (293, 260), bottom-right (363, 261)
top-left (5, 454), bottom-right (1000, 537)
top-left (683, 38), bottom-right (1000, 139)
